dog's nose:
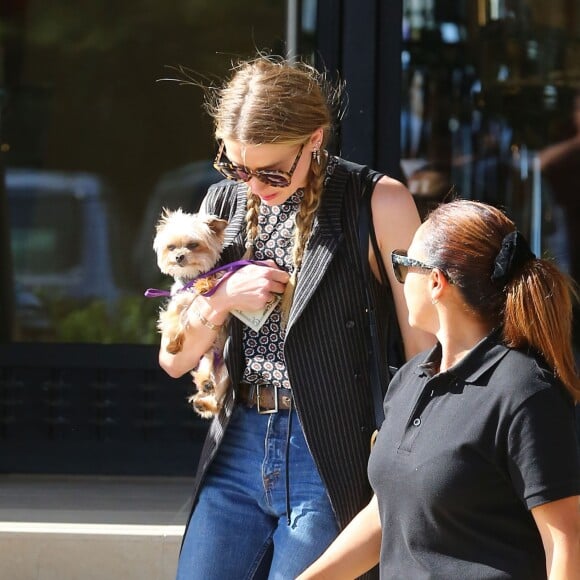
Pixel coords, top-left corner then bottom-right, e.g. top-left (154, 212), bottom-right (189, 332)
top-left (175, 254), bottom-right (185, 264)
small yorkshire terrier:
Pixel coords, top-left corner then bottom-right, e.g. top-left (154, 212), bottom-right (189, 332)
top-left (152, 207), bottom-right (230, 418)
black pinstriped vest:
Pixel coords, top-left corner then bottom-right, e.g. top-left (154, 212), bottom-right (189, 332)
top-left (188, 158), bottom-right (390, 578)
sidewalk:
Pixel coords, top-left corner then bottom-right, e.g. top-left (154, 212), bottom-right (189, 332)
top-left (0, 474), bottom-right (194, 580)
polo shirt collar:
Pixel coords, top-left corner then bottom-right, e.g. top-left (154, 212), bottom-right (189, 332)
top-left (414, 329), bottom-right (510, 384)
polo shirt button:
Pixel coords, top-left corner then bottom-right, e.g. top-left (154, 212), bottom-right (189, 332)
top-left (345, 320), bottom-right (355, 329)
top-left (413, 417), bottom-right (421, 427)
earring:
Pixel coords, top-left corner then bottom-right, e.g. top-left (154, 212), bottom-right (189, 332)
top-left (312, 145), bottom-right (321, 165)
top-left (431, 298), bottom-right (438, 305)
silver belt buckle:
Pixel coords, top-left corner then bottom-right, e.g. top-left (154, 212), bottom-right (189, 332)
top-left (256, 383), bottom-right (278, 414)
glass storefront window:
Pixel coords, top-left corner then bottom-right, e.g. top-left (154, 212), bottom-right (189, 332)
top-left (401, 0), bottom-right (580, 350)
top-left (0, 1), bottom-right (286, 343)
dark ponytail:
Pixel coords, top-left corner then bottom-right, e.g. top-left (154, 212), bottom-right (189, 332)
top-left (423, 200), bottom-right (579, 401)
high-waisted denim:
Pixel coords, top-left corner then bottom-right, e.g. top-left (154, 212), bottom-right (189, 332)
top-left (176, 404), bottom-right (339, 579)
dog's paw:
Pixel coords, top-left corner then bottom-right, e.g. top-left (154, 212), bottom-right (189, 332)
top-left (188, 393), bottom-right (221, 419)
top-left (166, 333), bottom-right (184, 354)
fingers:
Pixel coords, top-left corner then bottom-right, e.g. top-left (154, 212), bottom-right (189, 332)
top-left (256, 259), bottom-right (279, 268)
top-left (268, 268), bottom-right (290, 284)
top-left (254, 260), bottom-right (291, 281)
top-left (249, 273), bottom-right (287, 296)
top-left (243, 262), bottom-right (290, 284)
top-left (269, 281), bottom-right (287, 294)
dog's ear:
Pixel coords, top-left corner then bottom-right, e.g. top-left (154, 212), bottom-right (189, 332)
top-left (156, 207), bottom-right (174, 232)
top-left (206, 217), bottom-right (228, 236)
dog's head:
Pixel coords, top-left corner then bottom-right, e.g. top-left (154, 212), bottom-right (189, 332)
top-left (153, 208), bottom-right (228, 280)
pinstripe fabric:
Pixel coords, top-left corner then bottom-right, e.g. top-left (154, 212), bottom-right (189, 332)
top-left (186, 160), bottom-right (390, 578)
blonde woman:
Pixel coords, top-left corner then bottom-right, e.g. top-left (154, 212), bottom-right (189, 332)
top-left (299, 200), bottom-right (580, 580)
top-left (159, 56), bottom-right (433, 579)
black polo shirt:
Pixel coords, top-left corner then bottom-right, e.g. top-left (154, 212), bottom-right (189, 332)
top-left (368, 333), bottom-right (580, 580)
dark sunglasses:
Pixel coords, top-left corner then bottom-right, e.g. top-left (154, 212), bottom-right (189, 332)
top-left (213, 142), bottom-right (304, 187)
top-left (391, 249), bottom-right (453, 284)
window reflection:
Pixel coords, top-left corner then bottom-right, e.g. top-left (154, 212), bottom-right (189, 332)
top-left (401, 0), bottom-right (580, 350)
top-left (11, 185), bottom-right (83, 275)
top-left (1, 1), bottom-right (286, 343)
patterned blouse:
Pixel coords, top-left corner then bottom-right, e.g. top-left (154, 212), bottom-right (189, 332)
top-left (241, 189), bottom-right (303, 389)
top-left (241, 158), bottom-right (338, 389)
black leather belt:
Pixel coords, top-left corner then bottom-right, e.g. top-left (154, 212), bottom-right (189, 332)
top-left (238, 382), bottom-right (292, 414)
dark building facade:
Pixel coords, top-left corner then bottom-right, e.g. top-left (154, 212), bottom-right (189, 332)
top-left (0, 0), bottom-right (578, 476)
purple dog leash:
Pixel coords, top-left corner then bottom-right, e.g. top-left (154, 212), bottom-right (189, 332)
top-left (144, 259), bottom-right (267, 298)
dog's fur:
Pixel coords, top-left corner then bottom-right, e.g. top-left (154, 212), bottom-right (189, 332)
top-left (153, 208), bottom-right (230, 418)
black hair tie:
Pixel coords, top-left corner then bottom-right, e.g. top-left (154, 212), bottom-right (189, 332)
top-left (491, 231), bottom-right (536, 285)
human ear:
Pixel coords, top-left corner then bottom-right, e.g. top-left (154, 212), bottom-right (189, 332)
top-left (430, 269), bottom-right (446, 303)
top-left (309, 127), bottom-right (324, 148)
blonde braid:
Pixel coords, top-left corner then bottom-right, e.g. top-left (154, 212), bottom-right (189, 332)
top-left (243, 189), bottom-right (260, 259)
top-left (279, 154), bottom-right (327, 327)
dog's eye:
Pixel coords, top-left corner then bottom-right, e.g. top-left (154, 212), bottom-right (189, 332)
top-left (167, 244), bottom-right (176, 251)
top-left (187, 242), bottom-right (199, 250)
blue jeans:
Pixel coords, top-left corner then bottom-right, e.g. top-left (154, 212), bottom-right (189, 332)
top-left (176, 405), bottom-right (339, 579)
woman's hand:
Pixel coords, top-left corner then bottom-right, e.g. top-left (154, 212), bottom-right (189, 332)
top-left (211, 260), bottom-right (290, 314)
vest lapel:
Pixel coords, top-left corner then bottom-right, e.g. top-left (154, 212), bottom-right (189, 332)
top-left (220, 182), bottom-right (248, 258)
top-left (286, 163), bottom-right (350, 332)
top-left (218, 182), bottom-right (247, 387)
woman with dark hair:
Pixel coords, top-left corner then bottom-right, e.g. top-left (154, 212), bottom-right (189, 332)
top-left (300, 200), bottom-right (580, 579)
top-left (158, 56), bottom-right (433, 579)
